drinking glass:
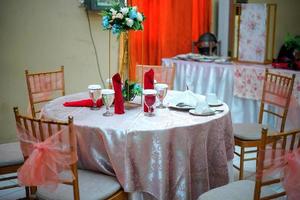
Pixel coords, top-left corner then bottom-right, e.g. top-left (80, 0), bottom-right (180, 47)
top-left (88, 84), bottom-right (102, 110)
top-left (143, 89), bottom-right (157, 117)
top-left (155, 83), bottom-right (168, 108)
top-left (101, 89), bottom-right (115, 116)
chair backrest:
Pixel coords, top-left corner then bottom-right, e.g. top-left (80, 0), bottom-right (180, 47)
top-left (254, 128), bottom-right (300, 200)
top-left (25, 66), bottom-right (65, 118)
top-left (13, 107), bottom-right (80, 200)
top-left (258, 69), bottom-right (295, 132)
top-left (136, 64), bottom-right (176, 90)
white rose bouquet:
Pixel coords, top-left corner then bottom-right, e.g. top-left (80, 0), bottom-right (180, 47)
top-left (101, 4), bottom-right (145, 35)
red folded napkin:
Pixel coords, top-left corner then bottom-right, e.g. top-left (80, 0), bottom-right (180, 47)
top-left (144, 69), bottom-right (155, 112)
top-left (63, 99), bottom-right (103, 107)
top-left (112, 73), bottom-right (125, 114)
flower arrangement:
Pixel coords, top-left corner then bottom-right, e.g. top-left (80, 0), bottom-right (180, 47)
top-left (122, 80), bottom-right (142, 101)
top-left (101, 4), bottom-right (145, 35)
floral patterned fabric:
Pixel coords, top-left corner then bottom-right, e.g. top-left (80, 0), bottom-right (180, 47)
top-left (238, 4), bottom-right (267, 63)
top-left (233, 64), bottom-right (300, 106)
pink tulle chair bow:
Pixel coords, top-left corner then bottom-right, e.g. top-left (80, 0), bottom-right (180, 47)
top-left (16, 123), bottom-right (77, 188)
top-left (281, 148), bottom-right (300, 200)
top-left (259, 147), bottom-right (300, 200)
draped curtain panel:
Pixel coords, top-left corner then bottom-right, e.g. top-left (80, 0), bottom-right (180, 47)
top-left (128, 0), bottom-right (211, 80)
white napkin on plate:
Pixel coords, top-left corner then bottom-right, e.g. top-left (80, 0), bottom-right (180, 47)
top-left (169, 90), bottom-right (202, 107)
top-left (195, 101), bottom-right (215, 114)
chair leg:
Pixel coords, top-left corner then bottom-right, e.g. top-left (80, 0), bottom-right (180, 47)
top-left (239, 147), bottom-right (245, 180)
top-left (29, 186), bottom-right (37, 200)
top-left (25, 186), bottom-right (30, 200)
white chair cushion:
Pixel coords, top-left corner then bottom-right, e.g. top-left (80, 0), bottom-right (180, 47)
top-left (36, 169), bottom-right (121, 200)
top-left (0, 142), bottom-right (24, 167)
top-left (233, 123), bottom-right (276, 140)
top-left (198, 180), bottom-right (276, 200)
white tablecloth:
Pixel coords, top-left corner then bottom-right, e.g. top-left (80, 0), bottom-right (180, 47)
top-left (162, 59), bottom-right (300, 130)
top-left (42, 90), bottom-right (234, 200)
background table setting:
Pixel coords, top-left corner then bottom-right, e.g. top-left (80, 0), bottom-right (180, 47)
top-left (163, 57), bottom-right (300, 131)
top-left (41, 76), bottom-right (235, 200)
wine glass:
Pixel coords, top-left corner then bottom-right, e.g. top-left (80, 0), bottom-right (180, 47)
top-left (155, 83), bottom-right (168, 108)
top-left (101, 89), bottom-right (115, 116)
top-left (88, 84), bottom-right (102, 110)
top-left (106, 78), bottom-right (113, 89)
top-left (143, 89), bottom-right (157, 117)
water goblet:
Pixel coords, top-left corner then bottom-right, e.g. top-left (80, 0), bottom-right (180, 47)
top-left (143, 89), bottom-right (157, 117)
top-left (101, 89), bottom-right (115, 116)
top-left (88, 84), bottom-right (102, 110)
top-left (155, 83), bottom-right (168, 108)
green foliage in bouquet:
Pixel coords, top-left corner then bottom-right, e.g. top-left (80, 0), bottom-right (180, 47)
top-left (122, 80), bottom-right (142, 101)
top-left (284, 33), bottom-right (300, 51)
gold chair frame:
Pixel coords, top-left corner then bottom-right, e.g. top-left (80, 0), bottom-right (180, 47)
top-left (13, 107), bottom-right (127, 200)
top-left (199, 128), bottom-right (300, 200)
top-left (254, 128), bottom-right (300, 199)
top-left (25, 66), bottom-right (65, 118)
top-left (136, 64), bottom-right (176, 90)
top-left (234, 69), bottom-right (295, 180)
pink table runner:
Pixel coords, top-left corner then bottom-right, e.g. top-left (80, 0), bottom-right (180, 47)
top-left (233, 63), bottom-right (300, 105)
top-left (42, 91), bottom-right (234, 200)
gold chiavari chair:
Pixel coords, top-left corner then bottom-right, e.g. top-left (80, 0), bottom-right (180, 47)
top-left (233, 69), bottom-right (295, 180)
top-left (198, 128), bottom-right (300, 200)
top-left (25, 66), bottom-right (65, 118)
top-left (136, 64), bottom-right (176, 90)
top-left (14, 107), bottom-right (127, 200)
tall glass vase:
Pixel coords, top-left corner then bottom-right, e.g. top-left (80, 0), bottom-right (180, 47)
top-left (118, 31), bottom-right (130, 81)
top-left (118, 31), bottom-right (140, 108)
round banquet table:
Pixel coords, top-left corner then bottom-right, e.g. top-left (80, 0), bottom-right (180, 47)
top-left (42, 90), bottom-right (234, 200)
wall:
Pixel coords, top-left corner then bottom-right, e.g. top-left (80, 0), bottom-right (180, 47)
top-left (0, 0), bottom-right (119, 143)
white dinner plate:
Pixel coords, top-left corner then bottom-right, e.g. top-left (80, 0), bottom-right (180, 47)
top-left (176, 54), bottom-right (189, 60)
top-left (208, 100), bottom-right (223, 107)
top-left (189, 109), bottom-right (216, 116)
top-left (168, 104), bottom-right (195, 111)
top-left (198, 58), bottom-right (214, 62)
top-left (214, 60), bottom-right (233, 65)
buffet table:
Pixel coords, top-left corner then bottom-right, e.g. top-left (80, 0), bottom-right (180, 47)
top-left (42, 90), bottom-right (234, 200)
top-left (162, 58), bottom-right (300, 130)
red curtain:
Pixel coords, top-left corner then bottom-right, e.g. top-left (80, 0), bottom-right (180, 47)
top-left (128, 0), bottom-right (212, 80)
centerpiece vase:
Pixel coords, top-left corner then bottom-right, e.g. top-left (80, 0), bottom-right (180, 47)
top-left (118, 31), bottom-right (142, 109)
top-left (118, 31), bottom-right (130, 81)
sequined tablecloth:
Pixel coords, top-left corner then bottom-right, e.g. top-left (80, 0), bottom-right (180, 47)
top-left (42, 91), bottom-right (234, 200)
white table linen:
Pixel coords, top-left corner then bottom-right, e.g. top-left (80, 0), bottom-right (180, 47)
top-left (42, 91), bottom-right (234, 200)
top-left (162, 59), bottom-right (300, 130)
